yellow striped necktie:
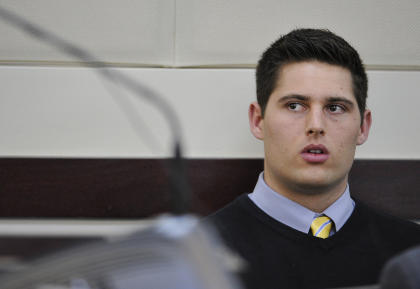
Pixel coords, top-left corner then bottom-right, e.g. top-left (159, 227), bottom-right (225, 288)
top-left (310, 216), bottom-right (333, 239)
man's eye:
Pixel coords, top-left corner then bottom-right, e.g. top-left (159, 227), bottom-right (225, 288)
top-left (327, 104), bottom-right (345, 113)
top-left (287, 103), bottom-right (305, 112)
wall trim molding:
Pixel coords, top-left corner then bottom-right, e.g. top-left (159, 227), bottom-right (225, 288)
top-left (1, 61), bottom-right (420, 71)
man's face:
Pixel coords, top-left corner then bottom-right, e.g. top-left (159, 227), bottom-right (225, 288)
top-left (249, 61), bottom-right (371, 195)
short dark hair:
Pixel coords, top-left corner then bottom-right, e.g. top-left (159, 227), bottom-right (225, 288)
top-left (256, 28), bottom-right (368, 121)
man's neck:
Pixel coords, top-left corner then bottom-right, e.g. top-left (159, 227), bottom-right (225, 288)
top-left (263, 172), bottom-right (348, 213)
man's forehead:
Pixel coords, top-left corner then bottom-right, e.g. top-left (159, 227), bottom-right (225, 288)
top-left (272, 61), bottom-right (355, 99)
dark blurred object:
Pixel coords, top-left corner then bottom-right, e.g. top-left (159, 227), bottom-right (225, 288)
top-left (0, 237), bottom-right (102, 274)
top-left (0, 215), bottom-right (242, 289)
top-left (380, 245), bottom-right (420, 289)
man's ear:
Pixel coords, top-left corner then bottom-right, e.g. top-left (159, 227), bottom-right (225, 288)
top-left (249, 102), bottom-right (264, 140)
top-left (357, 109), bottom-right (372, 145)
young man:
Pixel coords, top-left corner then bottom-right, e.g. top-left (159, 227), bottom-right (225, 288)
top-left (208, 29), bottom-right (420, 289)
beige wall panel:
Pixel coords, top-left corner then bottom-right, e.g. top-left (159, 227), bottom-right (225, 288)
top-left (0, 66), bottom-right (258, 158)
top-left (0, 0), bottom-right (174, 65)
top-left (175, 0), bottom-right (420, 67)
top-left (357, 70), bottom-right (420, 159)
top-left (0, 66), bottom-right (419, 159)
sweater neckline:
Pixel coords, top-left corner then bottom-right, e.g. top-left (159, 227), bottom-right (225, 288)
top-left (237, 194), bottom-right (370, 250)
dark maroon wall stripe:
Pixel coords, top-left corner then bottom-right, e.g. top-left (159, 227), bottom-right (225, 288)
top-left (0, 158), bottom-right (418, 219)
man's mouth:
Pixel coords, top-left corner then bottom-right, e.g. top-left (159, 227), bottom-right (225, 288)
top-left (307, 149), bottom-right (323, 154)
top-left (301, 144), bottom-right (329, 163)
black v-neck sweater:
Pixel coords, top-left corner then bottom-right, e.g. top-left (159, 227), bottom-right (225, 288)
top-left (207, 194), bottom-right (420, 289)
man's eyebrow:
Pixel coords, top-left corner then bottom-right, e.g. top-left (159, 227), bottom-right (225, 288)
top-left (327, 97), bottom-right (355, 107)
top-left (278, 94), bottom-right (309, 102)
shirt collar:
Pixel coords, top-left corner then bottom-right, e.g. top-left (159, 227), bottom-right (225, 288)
top-left (248, 172), bottom-right (355, 234)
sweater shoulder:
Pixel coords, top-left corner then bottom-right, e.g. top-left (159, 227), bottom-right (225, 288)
top-left (205, 194), bottom-right (257, 229)
top-left (203, 194), bottom-right (256, 246)
top-left (356, 201), bottom-right (420, 230)
top-left (353, 201), bottom-right (420, 247)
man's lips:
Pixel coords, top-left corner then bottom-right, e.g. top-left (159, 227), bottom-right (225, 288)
top-left (301, 144), bottom-right (329, 163)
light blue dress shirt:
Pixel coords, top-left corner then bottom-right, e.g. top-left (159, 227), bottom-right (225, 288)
top-left (248, 172), bottom-right (355, 236)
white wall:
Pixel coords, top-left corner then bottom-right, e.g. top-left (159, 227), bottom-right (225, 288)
top-left (1, 0), bottom-right (419, 159)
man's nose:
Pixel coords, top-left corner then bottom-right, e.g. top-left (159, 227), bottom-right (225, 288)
top-left (306, 107), bottom-right (325, 137)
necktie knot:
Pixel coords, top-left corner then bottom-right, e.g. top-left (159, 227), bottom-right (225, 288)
top-left (311, 216), bottom-right (333, 239)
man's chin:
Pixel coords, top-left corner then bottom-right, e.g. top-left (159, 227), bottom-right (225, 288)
top-left (290, 176), bottom-right (343, 195)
